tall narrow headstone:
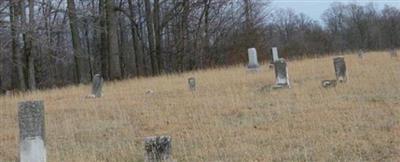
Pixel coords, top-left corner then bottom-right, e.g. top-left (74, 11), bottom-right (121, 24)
top-left (390, 48), bottom-right (397, 57)
top-left (91, 74), bottom-right (104, 98)
top-left (272, 47), bottom-right (279, 62)
top-left (333, 57), bottom-right (347, 82)
top-left (188, 77), bottom-right (196, 91)
top-left (18, 101), bottom-right (46, 162)
top-left (274, 58), bottom-right (290, 88)
top-left (247, 48), bottom-right (259, 69)
top-left (144, 136), bottom-right (172, 162)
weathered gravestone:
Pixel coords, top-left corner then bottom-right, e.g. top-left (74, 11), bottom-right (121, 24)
top-left (390, 48), bottom-right (397, 57)
top-left (321, 80), bottom-right (337, 88)
top-left (274, 58), bottom-right (290, 88)
top-left (188, 77), bottom-right (196, 91)
top-left (247, 48), bottom-right (260, 69)
top-left (272, 47), bottom-right (279, 62)
top-left (333, 57), bottom-right (347, 82)
top-left (358, 49), bottom-right (364, 59)
top-left (144, 136), bottom-right (172, 162)
top-left (18, 100), bottom-right (46, 162)
top-left (91, 74), bottom-right (104, 98)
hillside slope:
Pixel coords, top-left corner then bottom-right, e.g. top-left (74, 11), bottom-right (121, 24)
top-left (1, 51), bottom-right (399, 161)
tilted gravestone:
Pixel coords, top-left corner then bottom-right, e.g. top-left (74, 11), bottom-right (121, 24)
top-left (333, 57), bottom-right (347, 82)
top-left (247, 48), bottom-right (260, 69)
top-left (144, 136), bottom-right (172, 162)
top-left (18, 101), bottom-right (46, 162)
top-left (91, 74), bottom-right (104, 98)
top-left (390, 48), bottom-right (397, 57)
top-left (274, 58), bottom-right (290, 88)
top-left (188, 77), bottom-right (196, 91)
top-left (272, 47), bottom-right (279, 62)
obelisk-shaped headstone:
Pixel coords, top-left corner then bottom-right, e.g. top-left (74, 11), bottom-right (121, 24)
top-left (272, 47), bottom-right (279, 62)
top-left (333, 57), bottom-right (347, 82)
top-left (92, 74), bottom-right (104, 98)
top-left (188, 77), bottom-right (196, 91)
top-left (274, 58), bottom-right (290, 88)
top-left (144, 136), bottom-right (172, 162)
top-left (18, 101), bottom-right (46, 162)
top-left (247, 48), bottom-right (259, 69)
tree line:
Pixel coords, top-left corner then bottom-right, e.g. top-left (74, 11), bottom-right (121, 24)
top-left (0, 0), bottom-right (399, 92)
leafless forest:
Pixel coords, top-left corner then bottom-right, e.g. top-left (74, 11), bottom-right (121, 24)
top-left (0, 0), bottom-right (399, 92)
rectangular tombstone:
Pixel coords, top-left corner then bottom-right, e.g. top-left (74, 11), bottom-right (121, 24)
top-left (91, 74), bottom-right (104, 98)
top-left (247, 48), bottom-right (259, 69)
top-left (272, 47), bottom-right (279, 62)
top-left (18, 100), bottom-right (46, 162)
top-left (274, 59), bottom-right (290, 87)
top-left (188, 77), bottom-right (196, 91)
top-left (144, 136), bottom-right (172, 162)
top-left (333, 57), bottom-right (347, 82)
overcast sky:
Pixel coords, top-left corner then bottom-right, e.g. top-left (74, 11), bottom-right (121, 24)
top-left (272, 0), bottom-right (400, 22)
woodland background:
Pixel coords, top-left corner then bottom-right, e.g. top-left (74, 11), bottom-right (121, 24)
top-left (0, 0), bottom-right (399, 91)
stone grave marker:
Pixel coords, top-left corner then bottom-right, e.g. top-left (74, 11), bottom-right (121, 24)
top-left (91, 74), bottom-right (104, 98)
top-left (18, 100), bottom-right (46, 162)
top-left (272, 47), bottom-right (279, 62)
top-left (358, 49), bottom-right (364, 59)
top-left (321, 80), bottom-right (337, 88)
top-left (274, 58), bottom-right (290, 88)
top-left (188, 77), bottom-right (196, 91)
top-left (247, 48), bottom-right (260, 69)
top-left (144, 136), bottom-right (172, 162)
top-left (333, 57), bottom-right (347, 82)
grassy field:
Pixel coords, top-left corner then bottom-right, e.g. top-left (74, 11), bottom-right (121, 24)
top-left (0, 51), bottom-right (399, 161)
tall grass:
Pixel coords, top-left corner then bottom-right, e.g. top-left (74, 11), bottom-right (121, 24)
top-left (0, 51), bottom-right (399, 161)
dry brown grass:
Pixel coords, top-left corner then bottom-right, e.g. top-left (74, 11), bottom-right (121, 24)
top-left (1, 51), bottom-right (400, 162)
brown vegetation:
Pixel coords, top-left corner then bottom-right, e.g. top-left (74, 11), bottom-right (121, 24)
top-left (0, 51), bottom-right (399, 161)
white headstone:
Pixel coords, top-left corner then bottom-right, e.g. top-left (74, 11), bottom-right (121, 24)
top-left (358, 49), bottom-right (364, 59)
top-left (18, 101), bottom-right (46, 162)
top-left (91, 74), bottom-right (104, 98)
top-left (188, 77), bottom-right (196, 91)
top-left (272, 47), bottom-right (279, 62)
top-left (247, 48), bottom-right (259, 69)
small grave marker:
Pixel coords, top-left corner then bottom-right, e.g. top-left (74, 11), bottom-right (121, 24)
top-left (321, 80), bottom-right (337, 88)
top-left (188, 77), bottom-right (196, 91)
top-left (91, 74), bottom-right (104, 98)
top-left (333, 57), bottom-right (347, 82)
top-left (274, 58), bottom-right (290, 88)
top-left (358, 49), bottom-right (364, 59)
top-left (247, 48), bottom-right (260, 69)
top-left (18, 100), bottom-right (46, 162)
top-left (144, 136), bottom-right (172, 162)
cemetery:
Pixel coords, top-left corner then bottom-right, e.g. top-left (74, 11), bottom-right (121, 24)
top-left (0, 50), bottom-right (399, 161)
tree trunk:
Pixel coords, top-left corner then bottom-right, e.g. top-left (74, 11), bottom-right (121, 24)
top-left (153, 0), bottom-right (163, 73)
top-left (67, 0), bottom-right (91, 84)
top-left (10, 0), bottom-right (26, 91)
top-left (144, 0), bottom-right (158, 75)
top-left (99, 0), bottom-right (109, 80)
top-left (127, 0), bottom-right (144, 76)
top-left (106, 0), bottom-right (122, 79)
